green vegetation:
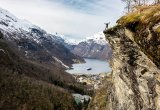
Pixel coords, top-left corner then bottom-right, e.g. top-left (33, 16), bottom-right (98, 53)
top-left (104, 25), bottom-right (122, 35)
top-left (0, 73), bottom-right (76, 110)
top-left (87, 76), bottom-right (113, 110)
top-left (118, 5), bottom-right (160, 28)
top-left (0, 32), bottom-right (91, 109)
top-left (0, 38), bottom-right (90, 94)
top-left (116, 4), bottom-right (160, 68)
top-left (156, 26), bottom-right (160, 34)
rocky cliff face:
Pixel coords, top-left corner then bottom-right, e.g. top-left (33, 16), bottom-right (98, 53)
top-left (88, 5), bottom-right (160, 110)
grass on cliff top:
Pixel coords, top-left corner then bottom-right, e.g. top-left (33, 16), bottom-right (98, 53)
top-left (117, 4), bottom-right (160, 27)
top-left (156, 26), bottom-right (160, 33)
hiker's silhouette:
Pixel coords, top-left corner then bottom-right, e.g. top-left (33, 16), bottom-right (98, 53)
top-left (105, 22), bottom-right (110, 30)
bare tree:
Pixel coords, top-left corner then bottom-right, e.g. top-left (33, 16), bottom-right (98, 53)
top-left (122, 0), bottom-right (157, 13)
top-left (155, 0), bottom-right (160, 4)
top-left (122, 0), bottom-right (133, 12)
top-left (134, 0), bottom-right (141, 5)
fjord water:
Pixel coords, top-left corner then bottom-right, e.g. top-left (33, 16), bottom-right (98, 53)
top-left (66, 58), bottom-right (111, 74)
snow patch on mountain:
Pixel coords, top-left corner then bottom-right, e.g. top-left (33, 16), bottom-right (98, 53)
top-left (0, 8), bottom-right (38, 33)
top-left (57, 32), bottom-right (108, 46)
top-left (0, 7), bottom-right (84, 66)
top-left (55, 33), bottom-right (80, 45)
top-left (0, 8), bottom-right (66, 45)
top-left (69, 32), bottom-right (112, 60)
top-left (52, 56), bottom-right (69, 68)
top-left (83, 32), bottom-right (108, 45)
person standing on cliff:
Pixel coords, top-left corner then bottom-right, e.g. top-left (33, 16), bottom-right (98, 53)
top-left (105, 22), bottom-right (110, 30)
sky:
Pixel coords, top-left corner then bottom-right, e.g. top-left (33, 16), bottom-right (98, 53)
top-left (0, 0), bottom-right (125, 40)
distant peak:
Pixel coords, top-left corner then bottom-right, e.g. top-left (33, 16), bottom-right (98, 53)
top-left (84, 32), bottom-right (108, 45)
top-left (0, 7), bottom-right (40, 32)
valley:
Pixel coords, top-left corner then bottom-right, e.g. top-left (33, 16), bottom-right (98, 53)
top-left (0, 7), bottom-right (111, 110)
top-left (0, 2), bottom-right (160, 110)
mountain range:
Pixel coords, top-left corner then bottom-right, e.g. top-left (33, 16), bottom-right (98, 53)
top-left (69, 32), bottom-right (112, 60)
top-left (0, 7), bottom-right (92, 109)
top-left (0, 8), bottom-right (84, 68)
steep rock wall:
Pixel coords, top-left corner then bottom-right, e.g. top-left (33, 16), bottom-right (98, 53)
top-left (88, 26), bottom-right (160, 110)
top-left (88, 5), bottom-right (160, 110)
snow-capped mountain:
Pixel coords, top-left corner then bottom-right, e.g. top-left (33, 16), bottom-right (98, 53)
top-left (0, 8), bottom-right (64, 43)
top-left (0, 8), bottom-right (35, 31)
top-left (0, 8), bottom-right (84, 67)
top-left (70, 32), bottom-right (112, 60)
top-left (55, 34), bottom-right (79, 45)
top-left (85, 32), bottom-right (107, 45)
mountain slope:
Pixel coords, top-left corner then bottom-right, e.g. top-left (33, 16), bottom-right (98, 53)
top-left (88, 5), bottom-right (160, 110)
top-left (0, 8), bottom-right (90, 109)
top-left (0, 33), bottom-right (77, 109)
top-left (0, 29), bottom-right (91, 110)
top-left (0, 8), bottom-right (84, 67)
top-left (70, 32), bottom-right (112, 60)
top-left (0, 73), bottom-right (77, 110)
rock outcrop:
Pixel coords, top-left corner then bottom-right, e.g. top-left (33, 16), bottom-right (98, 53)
top-left (88, 5), bottom-right (160, 110)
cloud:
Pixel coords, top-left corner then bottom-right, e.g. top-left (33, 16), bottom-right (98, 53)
top-left (0, 0), bottom-right (124, 39)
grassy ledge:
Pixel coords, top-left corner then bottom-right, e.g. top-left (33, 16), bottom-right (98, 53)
top-left (104, 4), bottom-right (160, 68)
top-left (117, 4), bottom-right (160, 29)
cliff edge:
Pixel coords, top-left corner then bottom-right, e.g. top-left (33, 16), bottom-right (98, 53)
top-left (88, 5), bottom-right (160, 110)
